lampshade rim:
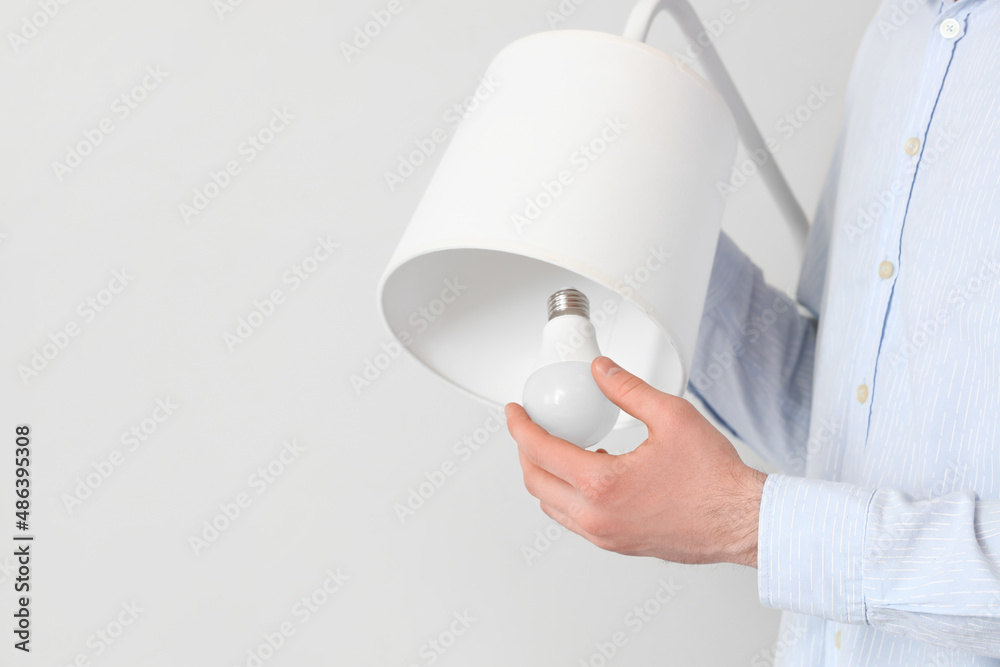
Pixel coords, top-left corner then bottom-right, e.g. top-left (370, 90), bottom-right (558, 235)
top-left (377, 240), bottom-right (694, 398)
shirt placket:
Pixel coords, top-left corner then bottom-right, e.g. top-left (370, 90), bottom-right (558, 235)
top-left (851, 3), bottom-right (971, 461)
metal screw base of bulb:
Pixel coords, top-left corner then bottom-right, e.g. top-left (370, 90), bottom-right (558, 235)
top-left (547, 288), bottom-right (589, 320)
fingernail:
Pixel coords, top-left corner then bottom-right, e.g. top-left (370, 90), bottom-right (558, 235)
top-left (595, 356), bottom-right (621, 376)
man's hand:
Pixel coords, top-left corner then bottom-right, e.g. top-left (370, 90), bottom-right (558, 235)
top-left (506, 356), bottom-right (766, 567)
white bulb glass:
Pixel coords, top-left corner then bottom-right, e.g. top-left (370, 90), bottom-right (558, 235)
top-left (522, 290), bottom-right (620, 447)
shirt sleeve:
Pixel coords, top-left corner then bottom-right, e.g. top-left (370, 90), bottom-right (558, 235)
top-left (759, 473), bottom-right (1000, 658)
top-left (685, 108), bottom-right (843, 473)
top-left (686, 231), bottom-right (817, 473)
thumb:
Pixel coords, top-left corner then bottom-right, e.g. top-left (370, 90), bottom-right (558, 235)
top-left (591, 356), bottom-right (673, 425)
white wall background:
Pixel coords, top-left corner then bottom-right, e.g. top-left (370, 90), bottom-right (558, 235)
top-left (0, 0), bottom-right (877, 665)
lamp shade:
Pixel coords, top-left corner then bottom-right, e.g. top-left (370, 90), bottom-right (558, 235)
top-left (378, 29), bottom-right (737, 426)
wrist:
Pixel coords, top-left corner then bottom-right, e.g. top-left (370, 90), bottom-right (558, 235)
top-left (723, 467), bottom-right (767, 568)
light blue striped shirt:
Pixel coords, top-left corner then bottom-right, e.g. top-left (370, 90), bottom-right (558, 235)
top-left (689, 0), bottom-right (1000, 663)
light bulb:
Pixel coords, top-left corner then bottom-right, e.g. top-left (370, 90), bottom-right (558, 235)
top-left (522, 288), bottom-right (620, 447)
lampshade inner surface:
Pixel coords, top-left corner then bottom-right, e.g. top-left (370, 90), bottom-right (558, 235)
top-left (380, 247), bottom-right (683, 426)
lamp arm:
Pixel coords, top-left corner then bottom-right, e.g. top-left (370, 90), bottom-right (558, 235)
top-left (624, 0), bottom-right (810, 255)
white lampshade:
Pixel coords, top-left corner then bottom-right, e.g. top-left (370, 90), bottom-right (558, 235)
top-left (378, 29), bottom-right (737, 426)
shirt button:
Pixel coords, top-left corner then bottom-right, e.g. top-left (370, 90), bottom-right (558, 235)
top-left (878, 260), bottom-right (895, 279)
top-left (857, 384), bottom-right (869, 403)
top-left (904, 137), bottom-right (921, 156)
top-left (940, 18), bottom-right (960, 38)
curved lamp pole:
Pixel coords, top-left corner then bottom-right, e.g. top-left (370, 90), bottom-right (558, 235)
top-left (625, 0), bottom-right (811, 255)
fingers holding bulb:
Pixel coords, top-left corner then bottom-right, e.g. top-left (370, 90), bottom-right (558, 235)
top-left (517, 445), bottom-right (579, 512)
top-left (505, 402), bottom-right (597, 487)
top-left (507, 401), bottom-right (628, 547)
top-left (590, 356), bottom-right (681, 430)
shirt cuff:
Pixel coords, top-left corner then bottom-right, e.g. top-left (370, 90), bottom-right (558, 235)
top-left (758, 473), bottom-right (877, 625)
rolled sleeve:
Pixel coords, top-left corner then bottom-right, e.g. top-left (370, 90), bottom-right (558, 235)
top-left (688, 233), bottom-right (816, 471)
top-left (702, 231), bottom-right (756, 316)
